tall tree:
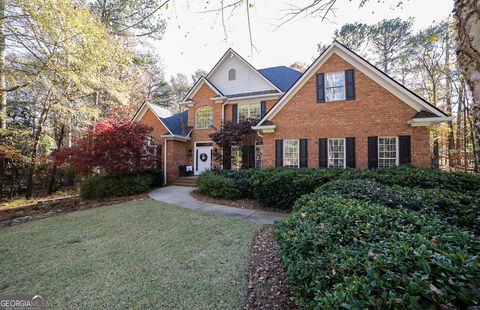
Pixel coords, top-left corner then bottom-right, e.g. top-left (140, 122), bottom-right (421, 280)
top-left (369, 18), bottom-right (414, 74)
top-left (191, 69), bottom-right (208, 84)
top-left (333, 22), bottom-right (370, 54)
top-left (454, 0), bottom-right (480, 168)
top-left (170, 73), bottom-right (191, 112)
top-left (0, 0), bottom-right (5, 129)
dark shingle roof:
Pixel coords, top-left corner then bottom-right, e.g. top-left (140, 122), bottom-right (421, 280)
top-left (161, 110), bottom-right (192, 136)
top-left (258, 66), bottom-right (303, 92)
top-left (411, 110), bottom-right (439, 119)
top-left (225, 90), bottom-right (279, 99)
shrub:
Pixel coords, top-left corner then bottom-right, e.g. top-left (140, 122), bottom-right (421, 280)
top-left (276, 194), bottom-right (480, 309)
top-left (251, 168), bottom-right (336, 209)
top-left (80, 172), bottom-right (155, 198)
top-left (315, 179), bottom-right (480, 234)
top-left (213, 169), bottom-right (259, 198)
top-left (313, 179), bottom-right (397, 209)
top-left (197, 171), bottom-right (241, 199)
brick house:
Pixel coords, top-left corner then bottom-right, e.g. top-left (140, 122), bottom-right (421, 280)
top-left (133, 41), bottom-right (451, 184)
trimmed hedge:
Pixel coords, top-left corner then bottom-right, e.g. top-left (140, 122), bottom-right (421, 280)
top-left (276, 194), bottom-right (480, 309)
top-left (80, 172), bottom-right (157, 198)
top-left (250, 166), bottom-right (480, 209)
top-left (315, 179), bottom-right (480, 234)
top-left (197, 171), bottom-right (241, 199)
top-left (213, 169), bottom-right (259, 198)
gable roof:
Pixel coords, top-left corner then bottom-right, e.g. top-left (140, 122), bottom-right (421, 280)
top-left (258, 66), bottom-right (303, 92)
top-left (132, 102), bottom-right (174, 134)
top-left (161, 110), bottom-right (192, 136)
top-left (182, 76), bottom-right (223, 102)
top-left (256, 40), bottom-right (450, 127)
top-left (206, 48), bottom-right (283, 94)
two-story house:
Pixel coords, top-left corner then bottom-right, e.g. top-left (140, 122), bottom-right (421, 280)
top-left (133, 41), bottom-right (451, 184)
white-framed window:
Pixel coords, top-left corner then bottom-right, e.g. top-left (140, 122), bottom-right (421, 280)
top-left (255, 142), bottom-right (263, 169)
top-left (283, 139), bottom-right (299, 168)
top-left (325, 71), bottom-right (345, 101)
top-left (378, 136), bottom-right (399, 168)
top-left (238, 103), bottom-right (261, 122)
top-left (195, 106), bottom-right (213, 129)
top-left (228, 69), bottom-right (236, 81)
top-left (328, 138), bottom-right (346, 168)
top-left (231, 145), bottom-right (242, 170)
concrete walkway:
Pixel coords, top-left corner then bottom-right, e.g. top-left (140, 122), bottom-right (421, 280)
top-left (149, 186), bottom-right (287, 224)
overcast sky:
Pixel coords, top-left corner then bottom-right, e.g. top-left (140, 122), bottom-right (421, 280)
top-left (153, 0), bottom-right (454, 78)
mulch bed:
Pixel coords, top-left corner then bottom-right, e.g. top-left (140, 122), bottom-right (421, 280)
top-left (191, 190), bottom-right (290, 214)
top-left (0, 193), bottom-right (150, 228)
top-left (246, 225), bottom-right (297, 309)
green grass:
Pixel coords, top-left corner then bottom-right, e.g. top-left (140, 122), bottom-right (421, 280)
top-left (0, 199), bottom-right (261, 309)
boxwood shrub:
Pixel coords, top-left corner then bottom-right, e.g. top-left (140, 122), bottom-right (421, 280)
top-left (276, 194), bottom-right (480, 309)
top-left (315, 179), bottom-right (480, 234)
top-left (197, 171), bottom-right (241, 199)
top-left (212, 169), bottom-right (259, 198)
top-left (80, 172), bottom-right (155, 198)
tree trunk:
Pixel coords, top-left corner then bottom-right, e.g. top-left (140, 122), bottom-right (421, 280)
top-left (455, 0), bottom-right (480, 170)
top-left (456, 80), bottom-right (464, 168)
top-left (0, 0), bottom-right (7, 129)
top-left (25, 102), bottom-right (51, 199)
top-left (445, 26), bottom-right (455, 168)
top-left (47, 123), bottom-right (65, 194)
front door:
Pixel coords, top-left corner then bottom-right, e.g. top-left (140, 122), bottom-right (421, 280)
top-left (195, 143), bottom-right (213, 175)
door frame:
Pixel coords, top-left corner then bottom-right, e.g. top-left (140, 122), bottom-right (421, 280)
top-left (194, 141), bottom-right (213, 175)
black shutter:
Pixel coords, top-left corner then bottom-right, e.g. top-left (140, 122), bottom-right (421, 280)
top-left (399, 135), bottom-right (411, 165)
top-left (345, 69), bottom-right (355, 100)
top-left (299, 139), bottom-right (308, 168)
top-left (157, 144), bottom-right (162, 170)
top-left (368, 137), bottom-right (378, 169)
top-left (223, 146), bottom-right (231, 170)
top-left (260, 101), bottom-right (267, 118)
top-left (241, 145), bottom-right (256, 169)
top-left (345, 137), bottom-right (356, 168)
top-left (232, 104), bottom-right (238, 124)
top-left (275, 140), bottom-right (283, 167)
top-left (319, 138), bottom-right (328, 167)
top-left (316, 73), bottom-right (325, 103)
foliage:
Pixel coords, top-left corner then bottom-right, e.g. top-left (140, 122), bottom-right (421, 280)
top-left (197, 171), bottom-right (241, 200)
top-left (57, 119), bottom-right (158, 175)
top-left (276, 195), bottom-right (480, 309)
top-left (79, 171), bottom-right (158, 198)
top-left (209, 120), bottom-right (258, 148)
top-left (211, 169), bottom-right (259, 198)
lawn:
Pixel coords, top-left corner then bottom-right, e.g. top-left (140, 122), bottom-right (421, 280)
top-left (0, 199), bottom-right (261, 309)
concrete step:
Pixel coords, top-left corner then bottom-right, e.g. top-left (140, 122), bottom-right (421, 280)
top-left (170, 177), bottom-right (197, 187)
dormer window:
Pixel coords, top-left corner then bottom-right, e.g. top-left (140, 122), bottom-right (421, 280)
top-left (228, 69), bottom-right (236, 81)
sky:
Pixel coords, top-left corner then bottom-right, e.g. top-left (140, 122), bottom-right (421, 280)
top-left (153, 0), bottom-right (454, 79)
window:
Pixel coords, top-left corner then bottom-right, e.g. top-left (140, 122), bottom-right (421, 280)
top-left (145, 136), bottom-right (157, 156)
top-left (255, 142), bottom-right (263, 169)
top-left (325, 71), bottom-right (345, 101)
top-left (238, 103), bottom-right (261, 121)
top-left (231, 146), bottom-right (242, 170)
top-left (195, 106), bottom-right (213, 129)
top-left (283, 140), bottom-right (299, 167)
top-left (378, 137), bottom-right (398, 168)
top-left (228, 69), bottom-right (236, 81)
top-left (328, 138), bottom-right (345, 168)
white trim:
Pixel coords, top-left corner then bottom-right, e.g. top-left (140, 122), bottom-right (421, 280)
top-left (213, 93), bottom-right (283, 102)
top-left (160, 134), bottom-right (190, 142)
top-left (251, 124), bottom-right (276, 133)
top-left (327, 138), bottom-right (346, 168)
top-left (207, 49), bottom-right (283, 93)
top-left (193, 141), bottom-right (214, 175)
top-left (133, 103), bottom-right (174, 136)
top-left (163, 138), bottom-right (167, 185)
top-left (378, 136), bottom-right (399, 167)
top-left (181, 77), bottom-right (222, 103)
top-left (257, 41), bottom-right (448, 126)
top-left (283, 139), bottom-right (300, 168)
top-left (407, 116), bottom-right (454, 126)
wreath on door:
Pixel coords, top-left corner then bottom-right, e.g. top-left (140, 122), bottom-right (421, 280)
top-left (199, 153), bottom-right (208, 162)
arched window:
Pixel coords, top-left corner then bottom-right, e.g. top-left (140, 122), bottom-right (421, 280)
top-left (228, 68), bottom-right (236, 81)
top-left (195, 106), bottom-right (213, 129)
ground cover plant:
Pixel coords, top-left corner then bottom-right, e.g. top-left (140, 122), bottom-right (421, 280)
top-left (0, 199), bottom-right (260, 309)
top-left (276, 194), bottom-right (480, 309)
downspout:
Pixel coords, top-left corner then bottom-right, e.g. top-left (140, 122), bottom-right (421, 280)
top-left (163, 138), bottom-right (167, 185)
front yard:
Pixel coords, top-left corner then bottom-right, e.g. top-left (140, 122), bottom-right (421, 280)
top-left (0, 199), bottom-right (261, 309)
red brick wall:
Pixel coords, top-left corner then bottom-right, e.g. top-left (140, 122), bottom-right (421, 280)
top-left (262, 53), bottom-right (431, 168)
top-left (165, 139), bottom-right (190, 182)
